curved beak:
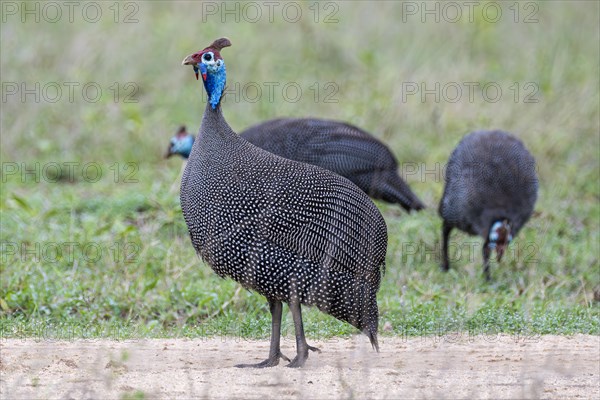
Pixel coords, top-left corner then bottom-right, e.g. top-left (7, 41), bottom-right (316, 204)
top-left (164, 145), bottom-right (174, 159)
top-left (182, 54), bottom-right (200, 80)
top-left (181, 54), bottom-right (196, 66)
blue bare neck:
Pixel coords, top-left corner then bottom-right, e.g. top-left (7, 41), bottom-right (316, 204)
top-left (203, 63), bottom-right (226, 109)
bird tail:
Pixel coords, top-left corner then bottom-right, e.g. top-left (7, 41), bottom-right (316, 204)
top-left (379, 173), bottom-right (425, 212)
top-left (327, 272), bottom-right (381, 352)
top-left (366, 326), bottom-right (380, 352)
top-left (361, 286), bottom-right (380, 352)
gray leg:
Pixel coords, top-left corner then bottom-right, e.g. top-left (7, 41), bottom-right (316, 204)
top-left (482, 242), bottom-right (492, 281)
top-left (286, 299), bottom-right (321, 368)
top-left (236, 299), bottom-right (290, 368)
top-left (441, 222), bottom-right (452, 271)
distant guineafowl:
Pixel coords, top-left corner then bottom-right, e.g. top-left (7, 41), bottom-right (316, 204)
top-left (439, 130), bottom-right (538, 280)
top-left (165, 125), bottom-right (194, 159)
top-left (180, 38), bottom-right (388, 368)
top-left (167, 118), bottom-right (425, 211)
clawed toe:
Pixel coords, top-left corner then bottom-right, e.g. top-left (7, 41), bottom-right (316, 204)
top-left (286, 356), bottom-right (307, 368)
top-left (235, 359), bottom-right (276, 368)
top-left (235, 351), bottom-right (289, 368)
top-left (286, 344), bottom-right (321, 368)
top-left (235, 358), bottom-right (278, 368)
top-left (308, 345), bottom-right (321, 353)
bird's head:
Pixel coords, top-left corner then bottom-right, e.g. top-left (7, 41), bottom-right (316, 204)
top-left (165, 125), bottom-right (195, 159)
top-left (488, 219), bottom-right (512, 262)
top-left (182, 37), bottom-right (231, 109)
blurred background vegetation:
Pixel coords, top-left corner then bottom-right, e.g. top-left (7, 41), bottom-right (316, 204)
top-left (1, 1), bottom-right (598, 339)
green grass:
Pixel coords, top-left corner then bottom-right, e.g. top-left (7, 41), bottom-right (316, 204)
top-left (1, 2), bottom-right (599, 340)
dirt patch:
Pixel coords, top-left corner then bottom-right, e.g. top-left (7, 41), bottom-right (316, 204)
top-left (1, 335), bottom-right (598, 399)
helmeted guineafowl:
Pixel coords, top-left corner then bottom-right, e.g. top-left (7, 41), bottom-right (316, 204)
top-left (439, 130), bottom-right (538, 280)
top-left (180, 38), bottom-right (388, 368)
top-left (165, 125), bottom-right (194, 159)
top-left (166, 118), bottom-right (425, 211)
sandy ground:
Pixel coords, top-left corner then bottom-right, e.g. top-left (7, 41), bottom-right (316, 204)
top-left (1, 334), bottom-right (598, 399)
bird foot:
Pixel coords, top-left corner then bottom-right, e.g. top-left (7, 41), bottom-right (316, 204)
top-left (308, 345), bottom-right (321, 353)
top-left (235, 351), bottom-right (290, 368)
top-left (285, 345), bottom-right (321, 368)
top-left (286, 355), bottom-right (307, 368)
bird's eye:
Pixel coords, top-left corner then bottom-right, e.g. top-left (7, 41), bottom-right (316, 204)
top-left (203, 53), bottom-right (212, 61)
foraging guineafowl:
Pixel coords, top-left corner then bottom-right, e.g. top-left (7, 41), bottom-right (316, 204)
top-left (165, 125), bottom-right (194, 158)
top-left (180, 38), bottom-right (388, 368)
top-left (439, 130), bottom-right (538, 280)
top-left (167, 119), bottom-right (425, 211)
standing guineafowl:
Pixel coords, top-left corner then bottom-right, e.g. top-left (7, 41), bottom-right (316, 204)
top-left (180, 38), bottom-right (388, 368)
top-left (439, 130), bottom-right (538, 280)
top-left (167, 118), bottom-right (425, 211)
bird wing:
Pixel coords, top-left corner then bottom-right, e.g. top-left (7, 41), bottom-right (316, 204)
top-left (244, 158), bottom-right (388, 276)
